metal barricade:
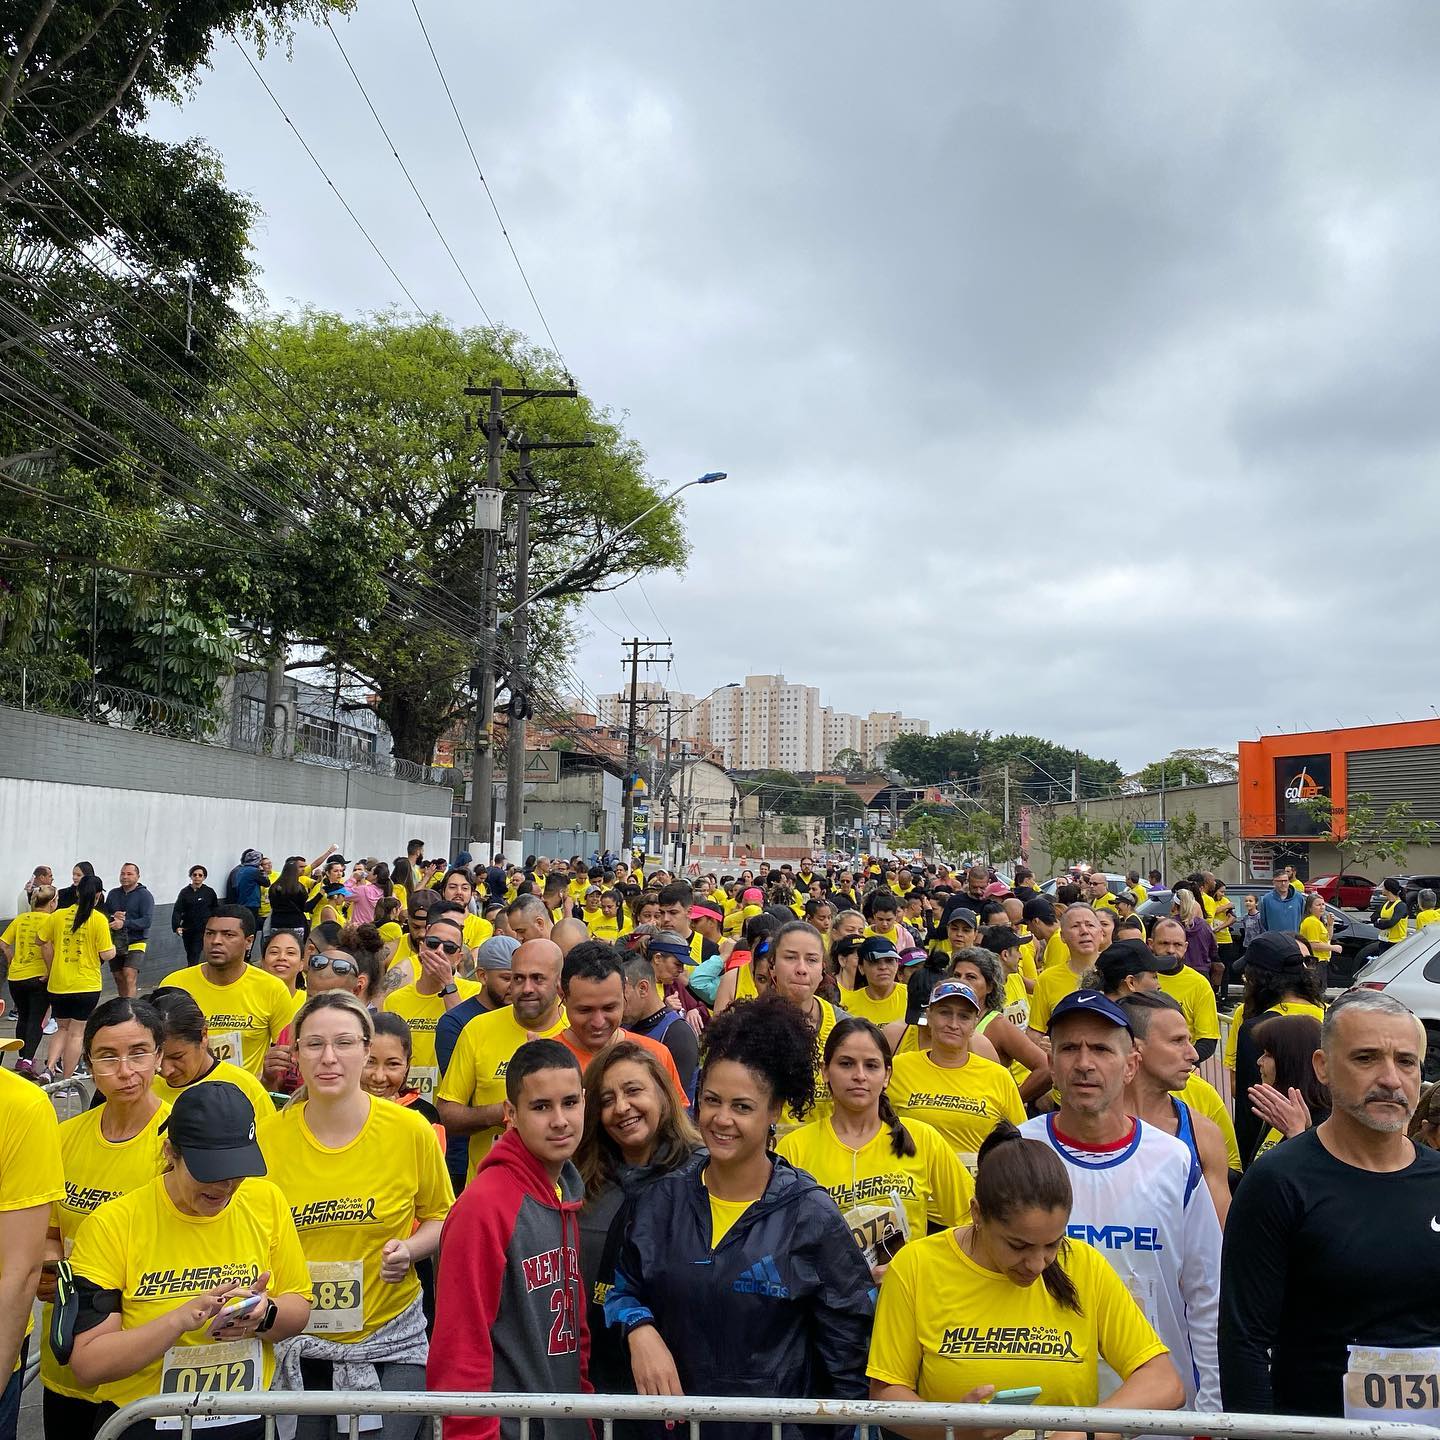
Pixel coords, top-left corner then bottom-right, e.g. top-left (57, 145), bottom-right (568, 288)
top-left (90, 1392), bottom-right (1440, 1440)
top-left (43, 1073), bottom-right (94, 1122)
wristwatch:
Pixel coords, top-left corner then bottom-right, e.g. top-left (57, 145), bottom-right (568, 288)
top-left (256, 1299), bottom-right (279, 1334)
top-left (438, 982), bottom-right (458, 998)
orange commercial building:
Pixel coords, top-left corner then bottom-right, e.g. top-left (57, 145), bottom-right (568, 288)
top-left (1238, 719), bottom-right (1440, 877)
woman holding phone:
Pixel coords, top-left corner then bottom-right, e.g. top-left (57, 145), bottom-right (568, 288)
top-left (64, 1081), bottom-right (312, 1440)
top-left (868, 1122), bottom-right (1182, 1439)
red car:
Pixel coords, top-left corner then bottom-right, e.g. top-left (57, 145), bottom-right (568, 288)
top-left (1308, 874), bottom-right (1377, 910)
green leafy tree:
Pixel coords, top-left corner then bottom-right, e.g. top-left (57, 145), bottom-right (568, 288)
top-left (1164, 810), bottom-right (1235, 875)
top-left (1134, 748), bottom-right (1239, 791)
top-left (830, 747), bottom-right (866, 775)
top-left (202, 310), bottom-right (684, 762)
top-left (1301, 792), bottom-right (1439, 882)
top-left (1035, 813), bottom-right (1133, 870)
top-left (885, 729), bottom-right (1123, 801)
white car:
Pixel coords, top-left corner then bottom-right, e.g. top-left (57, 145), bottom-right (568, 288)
top-left (1350, 926), bottom-right (1440, 1080)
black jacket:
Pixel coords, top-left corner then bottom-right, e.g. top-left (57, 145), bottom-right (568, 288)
top-left (172, 883), bottom-right (218, 934)
top-left (605, 1152), bottom-right (874, 1440)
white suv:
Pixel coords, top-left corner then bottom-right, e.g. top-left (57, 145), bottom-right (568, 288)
top-left (1351, 927), bottom-right (1440, 1081)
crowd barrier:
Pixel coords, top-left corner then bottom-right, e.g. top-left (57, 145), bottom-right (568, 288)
top-left (90, 1391), bottom-right (1440, 1440)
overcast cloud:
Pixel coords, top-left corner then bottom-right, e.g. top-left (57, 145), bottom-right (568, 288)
top-left (145, 1), bottom-right (1440, 771)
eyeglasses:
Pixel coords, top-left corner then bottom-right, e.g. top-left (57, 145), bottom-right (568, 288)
top-left (296, 1034), bottom-right (368, 1056)
top-left (308, 955), bottom-right (360, 976)
top-left (89, 1046), bottom-right (158, 1073)
top-left (421, 936), bottom-right (462, 956)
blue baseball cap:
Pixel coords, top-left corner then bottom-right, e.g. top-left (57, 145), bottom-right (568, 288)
top-left (1047, 988), bottom-right (1133, 1034)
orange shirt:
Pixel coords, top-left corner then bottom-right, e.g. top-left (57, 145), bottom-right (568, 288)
top-left (557, 1028), bottom-right (687, 1102)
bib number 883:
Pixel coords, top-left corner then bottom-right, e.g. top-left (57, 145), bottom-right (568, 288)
top-left (312, 1279), bottom-right (359, 1312)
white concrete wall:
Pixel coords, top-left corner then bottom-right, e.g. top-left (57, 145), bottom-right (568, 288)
top-left (0, 775), bottom-right (450, 921)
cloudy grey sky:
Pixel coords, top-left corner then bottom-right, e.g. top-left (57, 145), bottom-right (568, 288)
top-left (146, 2), bottom-right (1440, 771)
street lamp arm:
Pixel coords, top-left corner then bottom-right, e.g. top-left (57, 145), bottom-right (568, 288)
top-left (499, 472), bottom-right (725, 623)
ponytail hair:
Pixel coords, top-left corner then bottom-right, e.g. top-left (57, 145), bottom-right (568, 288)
top-left (974, 1121), bottom-right (1081, 1313)
top-left (72, 874), bottom-right (104, 932)
top-left (822, 1016), bottom-right (916, 1159)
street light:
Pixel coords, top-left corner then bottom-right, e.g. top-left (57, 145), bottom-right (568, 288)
top-left (499, 471), bottom-right (727, 624)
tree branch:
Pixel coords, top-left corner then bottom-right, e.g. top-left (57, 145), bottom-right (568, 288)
top-left (16, 0), bottom-right (127, 106)
top-left (0, 11), bottom-right (167, 207)
top-left (0, 0), bottom-right (58, 121)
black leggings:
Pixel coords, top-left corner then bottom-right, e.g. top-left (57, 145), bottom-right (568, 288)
top-left (43, 1385), bottom-right (105, 1440)
top-left (8, 975), bottom-right (47, 1060)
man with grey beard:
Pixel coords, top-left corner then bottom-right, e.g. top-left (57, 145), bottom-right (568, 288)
top-left (1220, 987), bottom-right (1440, 1418)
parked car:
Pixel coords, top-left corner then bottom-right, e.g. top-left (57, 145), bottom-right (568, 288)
top-left (1137, 883), bottom-right (1379, 988)
top-left (1351, 927), bottom-right (1440, 1081)
top-left (1307, 874), bottom-right (1377, 910)
top-left (1040, 871), bottom-right (1134, 897)
top-left (1369, 875), bottom-right (1440, 911)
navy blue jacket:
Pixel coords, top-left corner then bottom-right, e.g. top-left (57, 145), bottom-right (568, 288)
top-left (605, 1152), bottom-right (874, 1440)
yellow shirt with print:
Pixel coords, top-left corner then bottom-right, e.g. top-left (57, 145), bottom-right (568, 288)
top-left (43, 1102), bottom-right (169, 1398)
top-left (868, 1228), bottom-right (1168, 1406)
top-left (436, 1006), bottom-right (569, 1178)
top-left (1156, 964), bottom-right (1220, 1044)
top-left (43, 907), bottom-right (114, 994)
top-left (158, 963), bottom-right (296, 1077)
top-left (67, 1175), bottom-right (310, 1407)
top-left (0, 1067), bottom-right (64, 1370)
top-left (887, 1050), bottom-right (1025, 1173)
top-left (383, 978), bottom-right (481, 1099)
top-left (1, 909), bottom-right (52, 983)
top-left (777, 1114), bottom-right (972, 1239)
top-left (259, 1097), bottom-right (453, 1341)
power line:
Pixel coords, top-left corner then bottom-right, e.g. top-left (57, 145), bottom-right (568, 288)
top-left (322, 16), bottom-right (496, 328)
top-left (408, 0), bottom-right (568, 367)
top-left (235, 41), bottom-right (427, 314)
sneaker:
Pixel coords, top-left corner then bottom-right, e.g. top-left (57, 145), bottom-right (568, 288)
top-left (14, 1058), bottom-right (34, 1078)
top-left (42, 1018), bottom-right (57, 1035)
top-left (31, 1069), bottom-right (52, 1085)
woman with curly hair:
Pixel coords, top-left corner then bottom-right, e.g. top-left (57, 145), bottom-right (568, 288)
top-left (604, 994), bottom-right (875, 1439)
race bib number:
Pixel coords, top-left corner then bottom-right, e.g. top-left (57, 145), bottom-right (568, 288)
top-left (209, 1031), bottom-right (244, 1069)
top-left (844, 1196), bottom-right (909, 1269)
top-left (1003, 998), bottom-right (1030, 1028)
top-left (409, 1066), bottom-right (439, 1101)
top-left (157, 1339), bottom-right (261, 1429)
top-left (1344, 1346), bottom-right (1440, 1425)
top-left (305, 1260), bottom-right (364, 1335)
top-left (959, 1152), bottom-right (979, 1178)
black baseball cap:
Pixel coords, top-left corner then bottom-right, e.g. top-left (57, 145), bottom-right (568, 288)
top-left (1096, 939), bottom-right (1160, 988)
top-left (943, 903), bottom-right (980, 930)
top-left (859, 936), bottom-right (902, 964)
top-left (1048, 989), bottom-right (1134, 1034)
top-left (980, 925), bottom-right (1026, 954)
top-left (162, 1082), bottom-right (266, 1183)
top-left (1242, 932), bottom-right (1309, 975)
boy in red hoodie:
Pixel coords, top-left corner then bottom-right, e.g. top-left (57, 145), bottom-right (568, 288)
top-left (428, 1039), bottom-right (590, 1440)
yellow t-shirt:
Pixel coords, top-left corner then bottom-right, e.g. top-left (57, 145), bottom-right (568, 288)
top-left (1299, 914), bottom-right (1334, 960)
top-left (157, 963), bottom-right (297, 1077)
top-left (887, 1051), bottom-right (1025, 1174)
top-left (0, 1067), bottom-right (64, 1370)
top-left (1016, 940), bottom-right (1039, 986)
top-left (154, 1062), bottom-right (276, 1121)
top-left (462, 914), bottom-right (494, 951)
top-left (779, 997), bottom-right (842, 1134)
top-left (1156, 964), bottom-right (1220, 1044)
top-left (587, 914), bottom-right (621, 943)
top-left (840, 985), bottom-right (908, 1026)
top-left (43, 1102), bottom-right (170, 1398)
top-left (776, 1115), bottom-right (972, 1239)
top-left (258, 1097), bottom-right (453, 1341)
top-left (707, 1190), bottom-right (753, 1247)
top-left (1222, 999), bottom-right (1326, 1072)
top-left (382, 978), bottom-right (481, 1099)
top-left (1416, 908), bottom-right (1440, 932)
top-left (436, 1006), bottom-right (569, 1178)
top-left (44, 907), bottom-right (114, 994)
top-left (1042, 932), bottom-right (1070, 971)
top-left (68, 1175), bottom-right (310, 1407)
top-left (868, 1228), bottom-right (1168, 1406)
top-left (1177, 1072), bottom-right (1242, 1172)
top-left (1254, 1126), bottom-right (1283, 1159)
top-left (1, 909), bottom-right (53, 983)
top-left (1132, 883), bottom-right (1149, 906)
top-left (1094, 892), bottom-right (1118, 913)
top-left (1028, 965), bottom-right (1084, 1033)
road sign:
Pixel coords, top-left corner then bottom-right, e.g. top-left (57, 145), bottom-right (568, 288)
top-left (523, 750), bottom-right (559, 784)
top-left (1133, 821), bottom-right (1168, 839)
top-left (1248, 844), bottom-right (1275, 881)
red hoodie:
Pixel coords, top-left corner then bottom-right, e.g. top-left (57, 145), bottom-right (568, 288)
top-left (427, 1127), bottom-right (591, 1440)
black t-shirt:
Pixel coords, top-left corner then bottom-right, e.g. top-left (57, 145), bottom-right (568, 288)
top-left (1219, 1127), bottom-right (1440, 1415)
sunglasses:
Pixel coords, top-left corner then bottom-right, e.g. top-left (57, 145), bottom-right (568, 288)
top-left (422, 935), bottom-right (462, 956)
top-left (308, 955), bottom-right (359, 976)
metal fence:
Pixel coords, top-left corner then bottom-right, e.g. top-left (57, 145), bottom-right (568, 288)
top-left (91, 1390), bottom-right (1440, 1440)
top-left (0, 662), bottom-right (453, 787)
